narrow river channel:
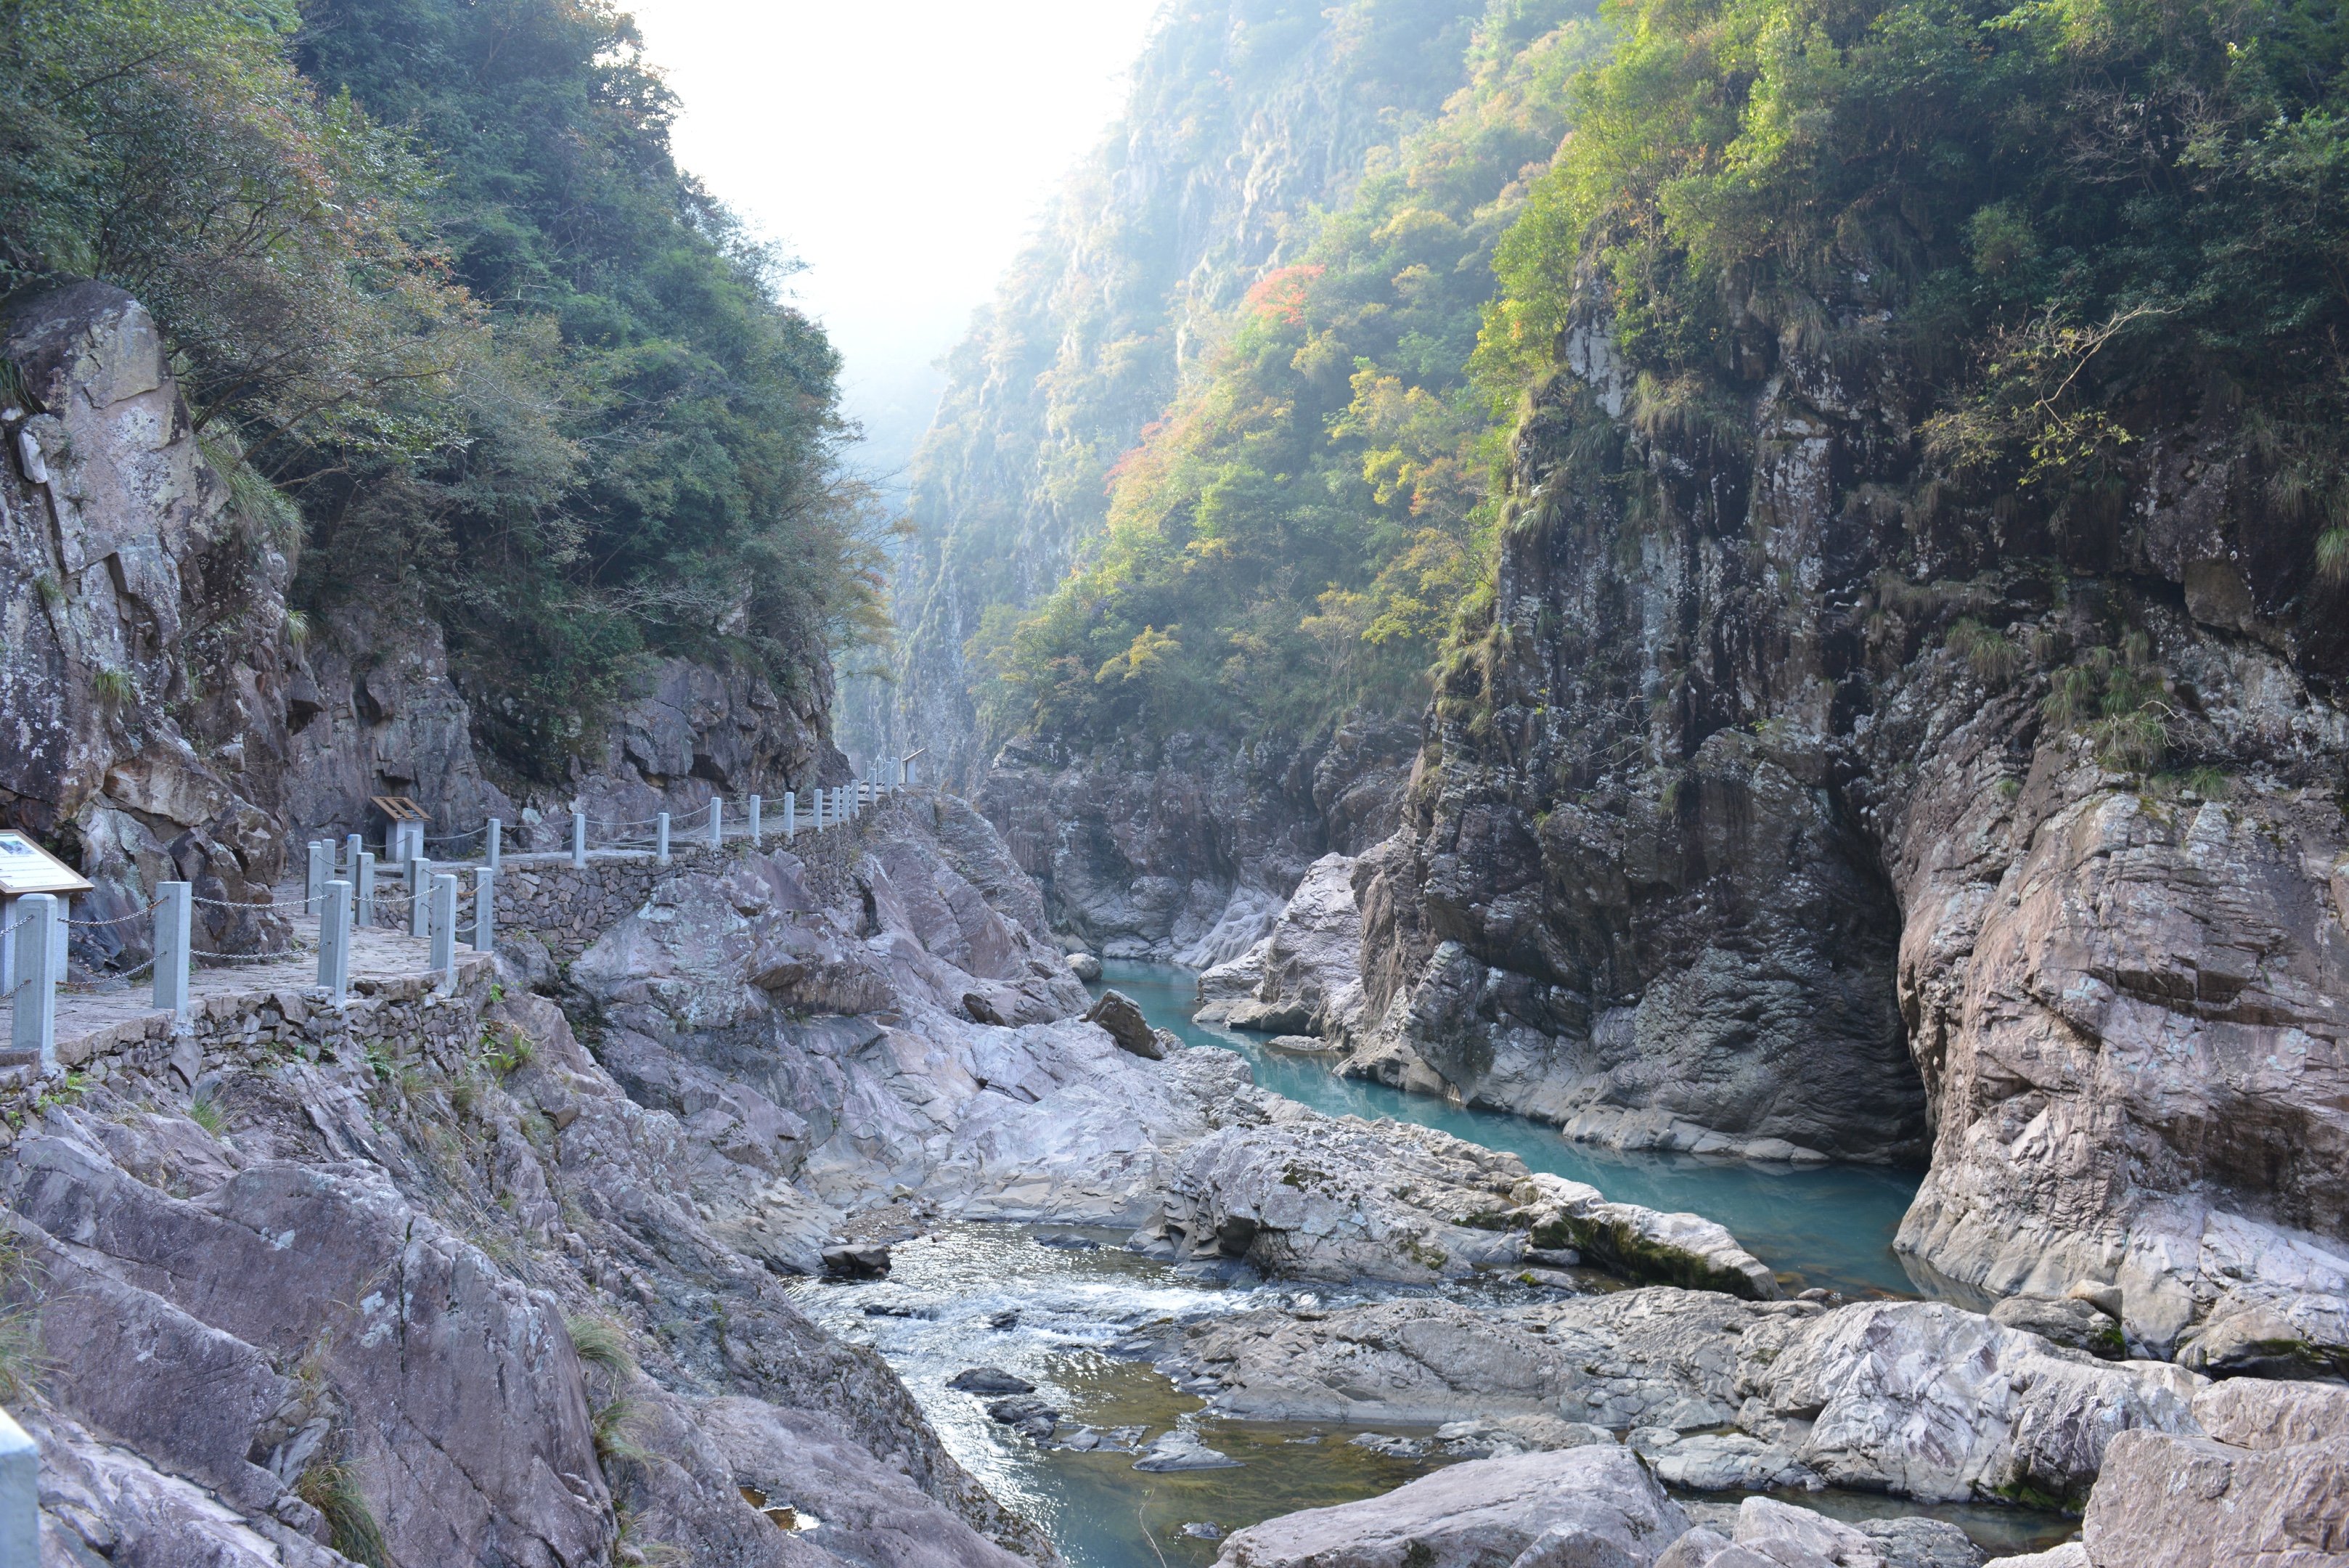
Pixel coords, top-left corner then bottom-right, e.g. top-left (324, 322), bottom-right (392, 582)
top-left (1092, 961), bottom-right (1927, 1299)
top-left (786, 964), bottom-right (2071, 1568)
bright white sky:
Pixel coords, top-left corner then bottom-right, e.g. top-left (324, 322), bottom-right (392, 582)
top-left (625, 0), bottom-right (1168, 484)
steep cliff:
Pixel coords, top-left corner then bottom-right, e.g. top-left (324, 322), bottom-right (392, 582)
top-left (1111, 0), bottom-right (2349, 1376)
top-left (1348, 242), bottom-right (2348, 1372)
top-left (979, 716), bottom-right (1413, 962)
top-left (3, 282), bottom-right (851, 976)
top-left (1, 284), bottom-right (300, 965)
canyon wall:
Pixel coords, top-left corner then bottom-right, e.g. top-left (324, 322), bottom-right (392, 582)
top-left (1333, 298), bottom-right (2349, 1368)
top-left (2, 281), bottom-right (849, 978)
top-left (978, 714), bottom-right (1414, 963)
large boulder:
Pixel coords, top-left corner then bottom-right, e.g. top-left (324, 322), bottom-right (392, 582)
top-left (1213, 1445), bottom-right (1688, 1568)
top-left (1082, 989), bottom-right (1164, 1059)
top-left (1143, 1105), bottom-right (1534, 1282)
top-left (1196, 853), bottom-right (1365, 1040)
top-left (2067, 1376), bottom-right (2349, 1568)
top-left (1509, 1172), bottom-right (1778, 1299)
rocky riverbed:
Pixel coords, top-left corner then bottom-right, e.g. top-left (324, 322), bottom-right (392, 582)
top-left (7, 790), bottom-right (2341, 1564)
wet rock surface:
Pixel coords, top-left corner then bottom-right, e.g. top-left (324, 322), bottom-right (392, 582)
top-left (1212, 1445), bottom-right (1688, 1568)
top-left (1164, 1289), bottom-right (2210, 1508)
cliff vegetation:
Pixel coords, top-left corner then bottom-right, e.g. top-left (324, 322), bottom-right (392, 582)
top-left (1, 0), bottom-right (886, 783)
top-left (965, 0), bottom-right (1610, 747)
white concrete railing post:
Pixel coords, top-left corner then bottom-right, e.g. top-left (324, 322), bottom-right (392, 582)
top-left (305, 841), bottom-right (326, 915)
top-left (710, 798), bottom-right (724, 849)
top-left (0, 1406), bottom-right (36, 1568)
top-left (655, 812), bottom-right (671, 865)
top-left (486, 817), bottom-right (502, 870)
top-left (317, 881), bottom-right (351, 1003)
top-left (473, 867), bottom-right (495, 954)
top-left (409, 857), bottom-right (433, 939)
top-left (356, 852), bottom-right (376, 928)
top-left (153, 881), bottom-right (190, 1021)
top-left (11, 894), bottom-right (57, 1075)
top-left (571, 812), bottom-right (587, 869)
top-left (430, 873), bottom-right (457, 988)
top-left (783, 790), bottom-right (796, 841)
top-left (343, 833), bottom-right (362, 881)
top-left (748, 795), bottom-right (761, 844)
top-left (834, 785), bottom-right (846, 825)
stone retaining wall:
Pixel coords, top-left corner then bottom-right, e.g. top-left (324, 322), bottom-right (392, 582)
top-left (0, 955), bottom-right (497, 1128)
top-left (491, 838), bottom-right (755, 962)
top-left (488, 808), bottom-right (890, 960)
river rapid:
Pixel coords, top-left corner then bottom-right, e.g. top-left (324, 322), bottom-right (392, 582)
top-left (787, 963), bottom-right (2073, 1568)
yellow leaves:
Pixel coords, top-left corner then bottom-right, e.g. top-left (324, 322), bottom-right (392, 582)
top-left (1336, 369), bottom-right (1485, 518)
top-left (1372, 208), bottom-right (1462, 254)
top-left (1095, 625), bottom-right (1183, 686)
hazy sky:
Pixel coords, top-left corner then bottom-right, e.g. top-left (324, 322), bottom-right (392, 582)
top-left (625, 0), bottom-right (1167, 482)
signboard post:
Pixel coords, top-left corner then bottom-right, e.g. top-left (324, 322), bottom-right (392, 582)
top-left (371, 796), bottom-right (430, 865)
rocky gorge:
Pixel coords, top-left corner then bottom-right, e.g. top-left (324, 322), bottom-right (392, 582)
top-left (7, 1), bottom-right (2349, 1564)
top-left (13, 280), bottom-right (2324, 1561)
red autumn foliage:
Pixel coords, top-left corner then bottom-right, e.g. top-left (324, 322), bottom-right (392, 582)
top-left (1243, 264), bottom-right (1325, 326)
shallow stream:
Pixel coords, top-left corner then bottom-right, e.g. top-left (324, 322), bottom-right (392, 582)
top-left (786, 964), bottom-right (2072, 1568)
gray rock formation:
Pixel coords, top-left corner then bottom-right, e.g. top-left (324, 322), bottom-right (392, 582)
top-left (1135, 1117), bottom-right (1777, 1292)
top-left (977, 723), bottom-right (1409, 965)
top-left (1162, 1288), bottom-right (2212, 1508)
top-left (285, 615), bottom-right (844, 858)
top-left (1, 282), bottom-right (298, 965)
top-left (4, 981), bottom-right (1047, 1566)
top-left (1212, 1444), bottom-right (1689, 1568)
top-left (1140, 1105), bottom-right (1532, 1283)
top-left (282, 601), bottom-right (518, 855)
top-left (1, 279), bottom-right (855, 987)
top-left (1340, 278), bottom-right (2349, 1370)
top-left (1081, 990), bottom-right (1164, 1059)
top-left (2070, 1376), bottom-right (2349, 1567)
top-left (1196, 852), bottom-right (1365, 1037)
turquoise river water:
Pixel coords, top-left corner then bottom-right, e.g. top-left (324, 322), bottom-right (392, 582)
top-left (1093, 960), bottom-right (1927, 1298)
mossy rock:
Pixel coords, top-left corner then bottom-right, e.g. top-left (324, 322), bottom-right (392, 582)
top-left (1543, 1213), bottom-right (1765, 1299)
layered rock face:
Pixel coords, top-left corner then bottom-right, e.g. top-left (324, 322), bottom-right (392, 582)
top-left (1329, 298), bottom-right (2349, 1366)
top-left (287, 615), bottom-right (844, 857)
top-left (979, 716), bottom-right (1411, 964)
top-left (1, 283), bottom-right (309, 963)
top-left (3, 963), bottom-right (1046, 1566)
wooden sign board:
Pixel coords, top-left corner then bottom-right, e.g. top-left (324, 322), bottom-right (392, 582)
top-left (371, 796), bottom-right (430, 823)
top-left (0, 832), bottom-right (93, 897)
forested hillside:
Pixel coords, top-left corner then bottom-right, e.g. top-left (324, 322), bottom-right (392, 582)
top-left (1, 0), bottom-right (881, 783)
top-left (886, 0), bottom-right (1524, 786)
top-left (917, 0), bottom-right (2348, 780)
top-left (967, 0), bottom-right (1606, 749)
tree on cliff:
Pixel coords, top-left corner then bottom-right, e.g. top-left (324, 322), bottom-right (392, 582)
top-left (0, 0), bottom-right (887, 781)
top-left (1476, 0), bottom-right (2349, 679)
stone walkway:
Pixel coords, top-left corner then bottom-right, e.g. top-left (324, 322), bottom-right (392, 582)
top-left (4, 902), bottom-right (479, 1069)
